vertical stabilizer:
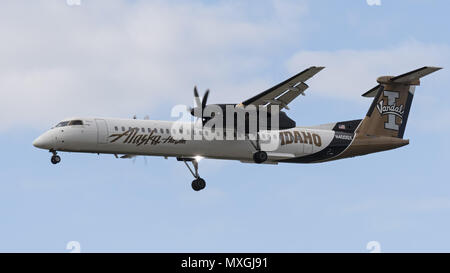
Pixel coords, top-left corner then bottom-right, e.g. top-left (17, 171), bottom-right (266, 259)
top-left (359, 66), bottom-right (441, 138)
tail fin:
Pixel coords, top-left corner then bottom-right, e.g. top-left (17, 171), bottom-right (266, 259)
top-left (358, 66), bottom-right (442, 138)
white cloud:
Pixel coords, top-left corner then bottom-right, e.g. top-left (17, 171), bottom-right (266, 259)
top-left (0, 0), bottom-right (307, 130)
top-left (286, 42), bottom-right (449, 101)
top-left (1, 1), bottom-right (448, 133)
top-left (66, 0), bottom-right (81, 6)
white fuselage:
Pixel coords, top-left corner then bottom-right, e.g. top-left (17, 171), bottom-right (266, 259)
top-left (33, 117), bottom-right (343, 163)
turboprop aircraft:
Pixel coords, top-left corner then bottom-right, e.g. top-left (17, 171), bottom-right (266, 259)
top-left (33, 66), bottom-right (441, 191)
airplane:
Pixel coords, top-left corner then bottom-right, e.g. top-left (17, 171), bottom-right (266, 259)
top-left (33, 66), bottom-right (441, 191)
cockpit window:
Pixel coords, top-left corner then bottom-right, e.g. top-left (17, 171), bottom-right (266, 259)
top-left (55, 121), bottom-right (69, 127)
top-left (68, 120), bottom-right (83, 126)
top-left (54, 120), bottom-right (83, 128)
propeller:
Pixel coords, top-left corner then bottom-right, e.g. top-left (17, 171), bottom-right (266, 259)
top-left (189, 86), bottom-right (210, 125)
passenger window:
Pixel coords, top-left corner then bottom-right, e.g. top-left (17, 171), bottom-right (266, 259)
top-left (114, 126), bottom-right (118, 131)
top-left (160, 128), bottom-right (164, 134)
top-left (148, 128), bottom-right (151, 133)
top-left (166, 129), bottom-right (170, 134)
top-left (122, 126), bottom-right (125, 131)
top-left (142, 128), bottom-right (145, 133)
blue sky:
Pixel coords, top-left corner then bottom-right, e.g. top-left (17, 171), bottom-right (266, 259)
top-left (0, 0), bottom-right (449, 252)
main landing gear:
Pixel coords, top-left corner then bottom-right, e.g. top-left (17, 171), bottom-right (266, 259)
top-left (179, 158), bottom-right (206, 191)
top-left (192, 177), bottom-right (206, 192)
top-left (50, 149), bottom-right (61, 165)
top-left (253, 150), bottom-right (268, 164)
top-left (250, 133), bottom-right (268, 164)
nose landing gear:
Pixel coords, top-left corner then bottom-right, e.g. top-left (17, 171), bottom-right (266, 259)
top-left (50, 149), bottom-right (61, 165)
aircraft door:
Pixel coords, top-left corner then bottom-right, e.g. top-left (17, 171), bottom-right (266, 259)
top-left (95, 119), bottom-right (109, 144)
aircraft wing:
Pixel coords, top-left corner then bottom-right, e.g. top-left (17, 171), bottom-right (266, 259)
top-left (238, 66), bottom-right (324, 110)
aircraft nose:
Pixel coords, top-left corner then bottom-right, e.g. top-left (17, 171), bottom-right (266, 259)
top-left (33, 133), bottom-right (52, 149)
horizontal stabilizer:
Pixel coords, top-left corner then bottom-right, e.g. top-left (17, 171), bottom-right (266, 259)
top-left (390, 66), bottom-right (442, 84)
top-left (362, 66), bottom-right (442, 97)
top-left (362, 84), bottom-right (382, 98)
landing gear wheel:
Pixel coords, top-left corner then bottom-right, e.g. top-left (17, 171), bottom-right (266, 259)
top-left (253, 151), bottom-right (268, 164)
top-left (191, 178), bottom-right (206, 191)
top-left (51, 155), bottom-right (61, 165)
top-left (197, 178), bottom-right (206, 190)
top-left (181, 158), bottom-right (207, 191)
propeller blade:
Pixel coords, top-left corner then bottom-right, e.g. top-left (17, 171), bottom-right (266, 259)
top-left (202, 89), bottom-right (209, 110)
top-left (193, 86), bottom-right (201, 107)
